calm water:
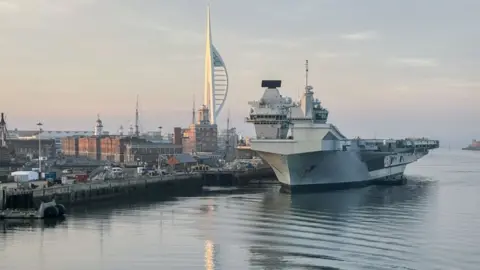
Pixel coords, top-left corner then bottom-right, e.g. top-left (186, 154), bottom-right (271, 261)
top-left (1, 149), bottom-right (479, 270)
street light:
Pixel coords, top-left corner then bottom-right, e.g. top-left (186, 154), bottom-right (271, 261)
top-left (36, 122), bottom-right (43, 174)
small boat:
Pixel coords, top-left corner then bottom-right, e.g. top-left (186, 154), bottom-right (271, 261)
top-left (0, 199), bottom-right (66, 220)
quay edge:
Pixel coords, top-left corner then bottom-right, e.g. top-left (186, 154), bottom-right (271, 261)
top-left (1, 169), bottom-right (277, 209)
top-left (2, 174), bottom-right (203, 208)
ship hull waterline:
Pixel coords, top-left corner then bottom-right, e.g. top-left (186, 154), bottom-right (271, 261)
top-left (255, 149), bottom-right (427, 193)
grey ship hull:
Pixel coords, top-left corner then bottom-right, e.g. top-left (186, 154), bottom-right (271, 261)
top-left (257, 148), bottom-right (428, 193)
top-left (462, 147), bottom-right (480, 151)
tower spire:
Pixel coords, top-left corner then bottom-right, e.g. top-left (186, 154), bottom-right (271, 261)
top-left (204, 3), bottom-right (213, 121)
top-left (202, 2), bottom-right (229, 125)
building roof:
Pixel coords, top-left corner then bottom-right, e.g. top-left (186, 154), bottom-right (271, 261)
top-left (16, 130), bottom-right (39, 137)
top-left (129, 143), bottom-right (181, 149)
top-left (13, 130), bottom-right (95, 139)
top-left (167, 154), bottom-right (197, 165)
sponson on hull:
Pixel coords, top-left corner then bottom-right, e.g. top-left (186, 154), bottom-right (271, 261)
top-left (246, 60), bottom-right (440, 193)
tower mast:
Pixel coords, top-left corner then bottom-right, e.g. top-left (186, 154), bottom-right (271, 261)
top-left (305, 60), bottom-right (310, 92)
top-left (192, 94), bottom-right (196, 124)
top-left (225, 110), bottom-right (230, 160)
top-left (135, 95), bottom-right (140, 137)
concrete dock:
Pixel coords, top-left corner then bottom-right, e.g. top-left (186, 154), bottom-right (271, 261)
top-left (1, 173), bottom-right (203, 209)
top-left (1, 168), bottom-right (276, 209)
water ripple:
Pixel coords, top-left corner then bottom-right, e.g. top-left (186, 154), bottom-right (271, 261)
top-left (0, 149), bottom-right (479, 269)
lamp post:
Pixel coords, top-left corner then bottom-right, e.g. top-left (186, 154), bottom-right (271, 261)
top-left (36, 122), bottom-right (43, 175)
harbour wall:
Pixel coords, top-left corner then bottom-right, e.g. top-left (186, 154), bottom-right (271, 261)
top-left (2, 168), bottom-right (276, 209)
top-left (7, 174), bottom-right (202, 208)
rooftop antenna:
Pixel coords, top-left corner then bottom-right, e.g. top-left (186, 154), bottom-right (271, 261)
top-left (135, 94), bottom-right (140, 137)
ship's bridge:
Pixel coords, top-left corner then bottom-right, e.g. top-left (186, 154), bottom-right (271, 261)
top-left (246, 80), bottom-right (293, 139)
top-left (312, 99), bottom-right (329, 122)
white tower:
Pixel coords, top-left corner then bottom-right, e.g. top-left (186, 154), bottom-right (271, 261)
top-left (94, 114), bottom-right (103, 136)
top-left (203, 4), bottom-right (229, 125)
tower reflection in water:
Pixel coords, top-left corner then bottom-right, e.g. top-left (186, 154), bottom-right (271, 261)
top-left (204, 239), bottom-right (215, 270)
top-left (202, 198), bottom-right (217, 270)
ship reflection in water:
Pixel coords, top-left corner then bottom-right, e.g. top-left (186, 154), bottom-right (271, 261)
top-left (0, 150), bottom-right (479, 270)
top-left (248, 178), bottom-right (437, 269)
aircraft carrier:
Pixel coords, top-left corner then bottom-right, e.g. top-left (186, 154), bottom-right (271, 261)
top-left (245, 60), bottom-right (440, 193)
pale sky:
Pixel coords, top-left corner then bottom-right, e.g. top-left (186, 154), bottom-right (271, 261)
top-left (0, 0), bottom-right (478, 147)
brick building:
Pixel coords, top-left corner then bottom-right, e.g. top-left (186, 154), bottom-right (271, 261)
top-left (77, 136), bottom-right (101, 160)
top-left (61, 136), bottom-right (80, 157)
top-left (183, 105), bottom-right (218, 154)
top-left (61, 127), bottom-right (184, 163)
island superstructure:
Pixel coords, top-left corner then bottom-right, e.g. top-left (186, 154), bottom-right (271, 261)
top-left (246, 60), bottom-right (440, 193)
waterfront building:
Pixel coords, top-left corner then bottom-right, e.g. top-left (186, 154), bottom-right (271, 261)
top-left (62, 122), bottom-right (184, 163)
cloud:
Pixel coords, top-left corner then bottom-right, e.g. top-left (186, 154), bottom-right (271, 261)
top-left (315, 51), bottom-right (339, 59)
top-left (244, 38), bottom-right (301, 49)
top-left (427, 77), bottom-right (480, 88)
top-left (168, 54), bottom-right (203, 61)
top-left (393, 86), bottom-right (411, 92)
top-left (0, 1), bottom-right (19, 12)
top-left (39, 0), bottom-right (99, 15)
top-left (315, 51), bottom-right (358, 59)
top-left (130, 20), bottom-right (203, 44)
top-left (133, 21), bottom-right (174, 32)
top-left (340, 30), bottom-right (378, 41)
top-left (0, 0), bottom-right (97, 16)
top-left (390, 57), bottom-right (439, 67)
top-left (240, 51), bottom-right (263, 58)
top-left (448, 82), bottom-right (480, 88)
